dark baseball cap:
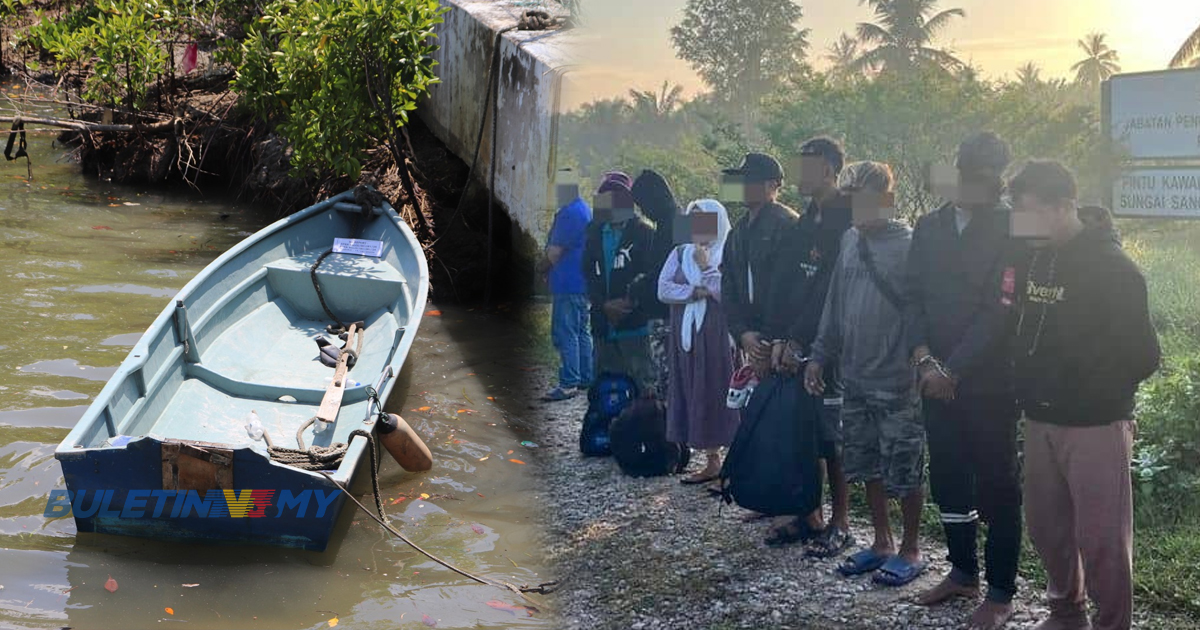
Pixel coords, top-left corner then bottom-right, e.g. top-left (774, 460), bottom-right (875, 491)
top-left (956, 132), bottom-right (1011, 178)
top-left (723, 152), bottom-right (785, 183)
top-left (799, 136), bottom-right (846, 175)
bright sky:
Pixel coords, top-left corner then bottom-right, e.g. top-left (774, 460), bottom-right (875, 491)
top-left (561, 0), bottom-right (1200, 109)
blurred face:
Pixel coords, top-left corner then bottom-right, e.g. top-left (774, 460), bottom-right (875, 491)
top-left (744, 180), bottom-right (776, 206)
top-left (797, 155), bottom-right (834, 196)
top-left (851, 190), bottom-right (896, 230)
top-left (593, 191), bottom-right (635, 225)
top-left (1012, 192), bottom-right (1076, 247)
top-left (720, 174), bottom-right (777, 207)
top-left (927, 162), bottom-right (999, 210)
top-left (955, 172), bottom-right (1001, 210)
top-left (690, 212), bottom-right (719, 246)
top-left (555, 183), bottom-right (579, 209)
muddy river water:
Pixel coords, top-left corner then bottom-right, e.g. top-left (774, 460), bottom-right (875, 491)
top-left (0, 83), bottom-right (549, 629)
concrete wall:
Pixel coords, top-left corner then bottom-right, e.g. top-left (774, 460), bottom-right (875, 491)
top-left (419, 0), bottom-right (578, 245)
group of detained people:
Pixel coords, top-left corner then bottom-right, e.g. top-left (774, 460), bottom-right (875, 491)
top-left (539, 132), bottom-right (1159, 630)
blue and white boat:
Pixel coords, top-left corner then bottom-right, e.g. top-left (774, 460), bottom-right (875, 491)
top-left (53, 187), bottom-right (428, 551)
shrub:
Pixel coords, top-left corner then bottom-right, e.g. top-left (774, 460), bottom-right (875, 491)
top-left (234, 0), bottom-right (447, 178)
top-left (1134, 353), bottom-right (1200, 527)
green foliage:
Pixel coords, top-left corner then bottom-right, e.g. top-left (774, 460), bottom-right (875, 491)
top-left (1125, 225), bottom-right (1200, 356)
top-left (566, 68), bottom-right (1109, 223)
top-left (562, 93), bottom-right (748, 204)
top-left (671, 0), bottom-right (809, 117)
top-left (1171, 24), bottom-right (1200, 68)
top-left (611, 136), bottom-right (720, 209)
top-left (761, 68), bottom-right (1109, 220)
top-left (1133, 522), bottom-right (1200, 617)
top-left (1, 0), bottom-right (32, 69)
top-left (234, 0), bottom-right (446, 178)
top-left (1072, 32), bottom-right (1121, 88)
top-left (853, 0), bottom-right (966, 75)
top-left (85, 0), bottom-right (168, 109)
top-left (1133, 354), bottom-right (1200, 526)
top-left (21, 0), bottom-right (247, 108)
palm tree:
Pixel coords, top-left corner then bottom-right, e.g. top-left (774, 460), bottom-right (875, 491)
top-left (852, 0), bottom-right (966, 75)
top-left (826, 33), bottom-right (860, 76)
top-left (1015, 62), bottom-right (1042, 88)
top-left (1171, 24), bottom-right (1200, 67)
top-left (628, 81), bottom-right (685, 121)
top-left (1071, 32), bottom-right (1120, 87)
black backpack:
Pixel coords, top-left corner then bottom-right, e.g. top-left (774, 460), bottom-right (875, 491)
top-left (718, 374), bottom-right (823, 516)
top-left (608, 398), bottom-right (691, 477)
top-left (579, 372), bottom-right (639, 456)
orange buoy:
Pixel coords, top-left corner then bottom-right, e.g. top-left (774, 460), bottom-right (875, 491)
top-left (378, 413), bottom-right (433, 472)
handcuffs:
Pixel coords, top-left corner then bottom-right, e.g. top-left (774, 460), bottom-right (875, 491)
top-left (915, 353), bottom-right (956, 382)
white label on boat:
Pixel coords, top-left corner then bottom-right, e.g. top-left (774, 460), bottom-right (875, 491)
top-left (332, 238), bottom-right (384, 257)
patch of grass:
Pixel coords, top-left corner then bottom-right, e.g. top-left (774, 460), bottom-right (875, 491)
top-left (1134, 522), bottom-right (1200, 618)
top-left (1124, 223), bottom-right (1200, 356)
top-left (519, 300), bottom-right (558, 368)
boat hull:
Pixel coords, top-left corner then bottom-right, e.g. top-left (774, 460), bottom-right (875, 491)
top-left (52, 188), bottom-right (428, 551)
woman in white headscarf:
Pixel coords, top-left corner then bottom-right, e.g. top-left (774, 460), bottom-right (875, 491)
top-left (657, 199), bottom-right (740, 484)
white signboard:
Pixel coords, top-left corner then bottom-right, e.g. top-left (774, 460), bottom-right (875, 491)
top-left (332, 238), bottom-right (384, 257)
top-left (1112, 168), bottom-right (1200, 218)
top-left (1106, 68), bottom-right (1200, 160)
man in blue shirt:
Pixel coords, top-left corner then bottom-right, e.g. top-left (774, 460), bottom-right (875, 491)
top-left (541, 169), bottom-right (594, 401)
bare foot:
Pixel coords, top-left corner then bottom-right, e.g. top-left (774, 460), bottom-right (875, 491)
top-left (916, 575), bottom-right (979, 606)
top-left (898, 548), bottom-right (923, 566)
top-left (1031, 608), bottom-right (1092, 630)
top-left (968, 599), bottom-right (1013, 630)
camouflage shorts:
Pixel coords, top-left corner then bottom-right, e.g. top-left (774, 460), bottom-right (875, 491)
top-left (841, 390), bottom-right (926, 498)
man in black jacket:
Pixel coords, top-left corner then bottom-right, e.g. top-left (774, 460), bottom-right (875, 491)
top-left (583, 172), bottom-right (657, 392)
top-left (721, 152), bottom-right (799, 379)
top-left (1008, 161), bottom-right (1159, 630)
top-left (905, 132), bottom-right (1022, 630)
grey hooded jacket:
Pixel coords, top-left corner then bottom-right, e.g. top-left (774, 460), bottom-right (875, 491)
top-left (811, 221), bottom-right (914, 397)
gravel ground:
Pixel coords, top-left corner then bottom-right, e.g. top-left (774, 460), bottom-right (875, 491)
top-left (524, 368), bottom-right (1077, 630)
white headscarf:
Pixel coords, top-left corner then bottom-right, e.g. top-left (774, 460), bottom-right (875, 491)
top-left (679, 199), bottom-right (731, 352)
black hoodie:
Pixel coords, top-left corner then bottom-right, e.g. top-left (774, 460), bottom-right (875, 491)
top-left (1012, 224), bottom-right (1160, 427)
top-left (630, 170), bottom-right (681, 321)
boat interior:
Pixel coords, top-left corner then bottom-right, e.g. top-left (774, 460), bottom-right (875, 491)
top-left (65, 199), bottom-right (424, 454)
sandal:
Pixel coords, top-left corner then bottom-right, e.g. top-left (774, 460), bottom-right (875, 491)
top-left (872, 555), bottom-right (928, 587)
top-left (764, 519), bottom-right (815, 547)
top-left (806, 525), bottom-right (854, 558)
top-left (837, 548), bottom-right (893, 577)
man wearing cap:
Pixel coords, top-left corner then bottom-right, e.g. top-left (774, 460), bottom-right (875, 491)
top-left (905, 132), bottom-right (1023, 630)
top-left (721, 152), bottom-right (799, 382)
top-left (583, 171), bottom-right (658, 392)
top-left (771, 136), bottom-right (854, 553)
top-left (540, 169), bottom-right (594, 401)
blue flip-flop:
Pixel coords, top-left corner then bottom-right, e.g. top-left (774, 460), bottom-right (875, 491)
top-left (872, 555), bottom-right (928, 587)
top-left (837, 548), bottom-right (892, 577)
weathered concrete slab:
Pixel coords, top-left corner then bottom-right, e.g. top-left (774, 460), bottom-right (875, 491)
top-left (420, 0), bottom-right (581, 244)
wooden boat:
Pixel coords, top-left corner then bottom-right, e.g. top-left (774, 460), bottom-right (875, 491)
top-left (53, 187), bottom-right (429, 551)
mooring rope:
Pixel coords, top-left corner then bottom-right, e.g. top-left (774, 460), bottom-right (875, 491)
top-left (319, 429), bottom-right (561, 602)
